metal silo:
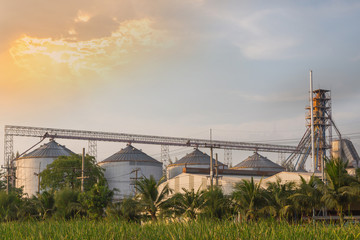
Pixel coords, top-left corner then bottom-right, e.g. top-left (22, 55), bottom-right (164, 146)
top-left (167, 148), bottom-right (227, 179)
top-left (98, 144), bottom-right (163, 199)
top-left (15, 140), bottom-right (74, 196)
top-left (231, 152), bottom-right (285, 173)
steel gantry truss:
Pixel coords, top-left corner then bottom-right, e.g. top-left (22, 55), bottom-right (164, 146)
top-left (4, 125), bottom-right (298, 165)
top-left (282, 89), bottom-right (342, 172)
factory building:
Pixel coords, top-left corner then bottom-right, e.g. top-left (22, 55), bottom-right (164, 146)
top-left (261, 172), bottom-right (322, 188)
top-left (99, 144), bottom-right (163, 199)
top-left (162, 150), bottom-right (285, 196)
top-left (166, 148), bottom-right (227, 179)
top-left (15, 140), bottom-right (74, 196)
top-left (332, 139), bottom-right (360, 168)
top-left (162, 172), bottom-right (262, 195)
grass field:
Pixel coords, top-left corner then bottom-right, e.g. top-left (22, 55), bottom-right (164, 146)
top-left (0, 220), bottom-right (359, 240)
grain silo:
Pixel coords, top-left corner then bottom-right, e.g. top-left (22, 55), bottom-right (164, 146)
top-left (167, 148), bottom-right (227, 179)
top-left (98, 144), bottom-right (163, 199)
top-left (231, 152), bottom-right (285, 174)
top-left (15, 139), bottom-right (74, 196)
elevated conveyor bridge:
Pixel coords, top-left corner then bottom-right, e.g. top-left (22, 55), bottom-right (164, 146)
top-left (4, 125), bottom-right (298, 166)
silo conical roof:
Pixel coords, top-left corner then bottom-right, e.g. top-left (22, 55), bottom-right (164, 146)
top-left (232, 152), bottom-right (285, 171)
top-left (18, 140), bottom-right (74, 159)
top-left (169, 148), bottom-right (225, 166)
top-left (100, 144), bottom-right (162, 165)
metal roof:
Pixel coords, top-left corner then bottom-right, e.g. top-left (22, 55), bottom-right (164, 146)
top-left (342, 139), bottom-right (360, 168)
top-left (100, 144), bottom-right (162, 165)
top-left (18, 140), bottom-right (74, 159)
top-left (169, 148), bottom-right (225, 167)
top-left (232, 152), bottom-right (285, 171)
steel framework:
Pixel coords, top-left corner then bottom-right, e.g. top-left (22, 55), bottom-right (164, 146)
top-left (4, 125), bottom-right (298, 166)
top-left (283, 89), bottom-right (339, 171)
top-left (88, 140), bottom-right (97, 160)
top-left (224, 149), bottom-right (232, 168)
top-left (161, 145), bottom-right (170, 167)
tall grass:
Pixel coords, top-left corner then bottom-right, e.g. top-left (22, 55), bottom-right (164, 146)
top-left (0, 220), bottom-right (359, 240)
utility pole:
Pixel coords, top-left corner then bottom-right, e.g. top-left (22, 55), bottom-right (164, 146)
top-left (215, 153), bottom-right (219, 187)
top-left (81, 148), bottom-right (85, 192)
top-left (210, 129), bottom-right (213, 189)
top-left (130, 168), bottom-right (142, 195)
top-left (77, 148), bottom-right (88, 192)
top-left (34, 162), bottom-right (41, 194)
top-left (2, 163), bottom-right (12, 194)
top-left (310, 70), bottom-right (316, 172)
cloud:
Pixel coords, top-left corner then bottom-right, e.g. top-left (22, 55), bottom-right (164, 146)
top-left (9, 18), bottom-right (171, 78)
top-left (351, 54), bottom-right (360, 62)
top-left (74, 10), bottom-right (91, 23)
top-left (231, 9), bottom-right (302, 60)
top-left (233, 91), bottom-right (305, 103)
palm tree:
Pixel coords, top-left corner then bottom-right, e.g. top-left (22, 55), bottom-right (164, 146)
top-left (135, 175), bottom-right (171, 221)
top-left (232, 177), bottom-right (265, 220)
top-left (290, 175), bottom-right (323, 220)
top-left (202, 187), bottom-right (231, 220)
top-left (106, 197), bottom-right (141, 222)
top-left (171, 188), bottom-right (205, 219)
top-left (263, 177), bottom-right (296, 220)
top-left (54, 188), bottom-right (81, 219)
top-left (32, 191), bottom-right (55, 220)
top-left (321, 158), bottom-right (357, 222)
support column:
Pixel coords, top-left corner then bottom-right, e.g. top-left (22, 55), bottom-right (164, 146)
top-left (161, 145), bottom-right (170, 167)
top-left (88, 140), bottom-right (97, 160)
top-left (4, 134), bottom-right (14, 192)
top-left (224, 149), bottom-right (232, 168)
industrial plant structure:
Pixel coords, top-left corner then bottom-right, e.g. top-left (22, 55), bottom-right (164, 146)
top-left (284, 88), bottom-right (339, 172)
top-left (166, 148), bottom-right (227, 179)
top-left (162, 150), bottom-right (285, 195)
top-left (98, 144), bottom-right (163, 199)
top-left (3, 76), bottom-right (360, 199)
top-left (15, 140), bottom-right (74, 196)
top-left (332, 139), bottom-right (360, 168)
top-left (231, 152), bottom-right (285, 173)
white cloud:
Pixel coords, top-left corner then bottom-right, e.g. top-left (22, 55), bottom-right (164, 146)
top-left (232, 91), bottom-right (305, 103)
top-left (74, 10), bottom-right (91, 23)
top-left (235, 37), bottom-right (299, 60)
top-left (234, 9), bottom-right (301, 60)
top-left (9, 18), bottom-right (171, 77)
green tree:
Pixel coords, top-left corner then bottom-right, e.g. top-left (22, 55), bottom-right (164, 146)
top-left (290, 175), bottom-right (323, 220)
top-left (171, 188), bottom-right (205, 220)
top-left (0, 191), bottom-right (23, 221)
top-left (202, 187), bottom-right (231, 220)
top-left (232, 177), bottom-right (265, 220)
top-left (321, 158), bottom-right (357, 222)
top-left (106, 197), bottom-right (141, 222)
top-left (79, 184), bottom-right (113, 219)
top-left (135, 175), bottom-right (171, 221)
top-left (0, 171), bottom-right (7, 191)
top-left (263, 178), bottom-right (296, 220)
top-left (40, 154), bottom-right (105, 192)
top-left (54, 188), bottom-right (81, 219)
top-left (32, 191), bottom-right (55, 220)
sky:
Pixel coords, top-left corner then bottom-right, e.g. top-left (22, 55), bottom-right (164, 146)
top-left (1, 0), bottom-right (360, 168)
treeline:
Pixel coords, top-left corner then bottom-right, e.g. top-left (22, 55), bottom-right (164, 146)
top-left (0, 157), bottom-right (360, 222)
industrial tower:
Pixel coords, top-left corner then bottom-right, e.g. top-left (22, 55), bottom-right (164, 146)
top-left (283, 88), bottom-right (340, 172)
top-left (308, 89), bottom-right (332, 170)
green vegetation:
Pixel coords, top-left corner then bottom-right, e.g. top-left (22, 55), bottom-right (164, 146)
top-left (0, 220), bottom-right (360, 240)
top-left (40, 154), bottom-right (105, 191)
top-left (0, 157), bottom-right (360, 239)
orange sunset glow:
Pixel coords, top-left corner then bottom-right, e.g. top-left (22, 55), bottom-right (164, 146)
top-left (1, 0), bottom-right (359, 175)
top-left (1, 2), bottom-right (360, 236)
top-left (8, 18), bottom-right (168, 79)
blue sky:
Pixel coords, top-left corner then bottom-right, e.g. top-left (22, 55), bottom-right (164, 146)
top-left (0, 0), bottom-right (359, 167)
